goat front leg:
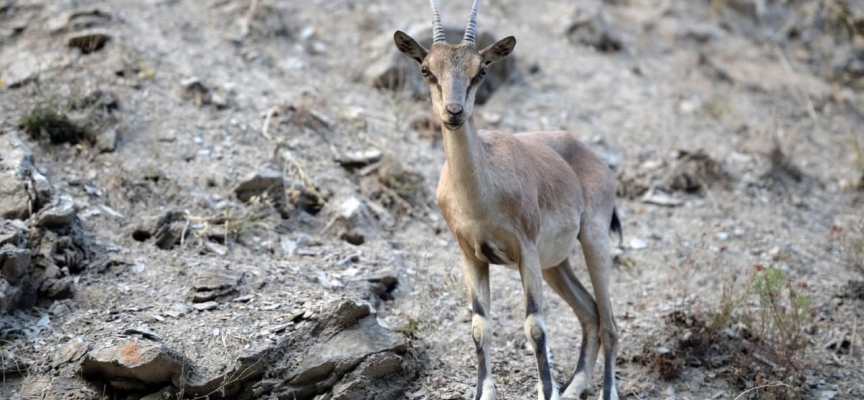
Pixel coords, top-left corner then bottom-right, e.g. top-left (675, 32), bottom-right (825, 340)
top-left (520, 247), bottom-right (560, 400)
top-left (463, 254), bottom-right (495, 400)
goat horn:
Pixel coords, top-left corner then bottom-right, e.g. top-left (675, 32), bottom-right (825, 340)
top-left (463, 0), bottom-right (478, 43)
top-left (430, 0), bottom-right (446, 43)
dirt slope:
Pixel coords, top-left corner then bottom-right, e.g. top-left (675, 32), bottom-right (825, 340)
top-left (1, 0), bottom-right (863, 399)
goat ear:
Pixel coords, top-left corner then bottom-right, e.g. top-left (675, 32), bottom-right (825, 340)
top-left (393, 31), bottom-right (428, 64)
top-left (480, 36), bottom-right (516, 65)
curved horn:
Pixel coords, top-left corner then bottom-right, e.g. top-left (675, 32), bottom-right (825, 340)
top-left (430, 0), bottom-right (446, 43)
top-left (463, 0), bottom-right (479, 43)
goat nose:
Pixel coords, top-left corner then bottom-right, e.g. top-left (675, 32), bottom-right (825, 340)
top-left (445, 104), bottom-right (464, 116)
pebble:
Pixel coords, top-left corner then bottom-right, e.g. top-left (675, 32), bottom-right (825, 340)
top-left (192, 301), bottom-right (218, 311)
top-left (629, 237), bottom-right (648, 250)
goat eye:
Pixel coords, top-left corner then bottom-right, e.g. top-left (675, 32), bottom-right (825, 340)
top-left (420, 66), bottom-right (430, 76)
top-left (479, 68), bottom-right (487, 76)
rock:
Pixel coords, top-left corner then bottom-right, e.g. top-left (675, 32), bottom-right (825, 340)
top-left (337, 149), bottom-right (383, 168)
top-left (52, 337), bottom-right (89, 368)
top-left (193, 301), bottom-right (219, 311)
top-left (96, 126), bottom-right (117, 153)
top-left (42, 275), bottom-right (74, 299)
top-left (66, 30), bottom-right (111, 54)
top-left (180, 77), bottom-right (229, 109)
top-left (203, 240), bottom-right (227, 256)
top-left (0, 133), bottom-right (35, 219)
top-left (234, 169), bottom-right (284, 202)
top-left (0, 220), bottom-right (26, 247)
top-left (191, 269), bottom-right (242, 303)
top-left (68, 9), bottom-right (111, 31)
top-left (0, 277), bottom-right (22, 316)
top-left (628, 237), bottom-right (647, 250)
top-left (165, 302), bottom-right (191, 318)
top-left (363, 23), bottom-right (517, 105)
top-left (81, 340), bottom-right (195, 392)
top-left (29, 165), bottom-right (52, 196)
top-left (642, 190), bottom-right (683, 207)
top-left (1, 246), bottom-right (31, 286)
top-left (339, 197), bottom-right (364, 220)
top-left (151, 210), bottom-right (188, 250)
top-left (34, 199), bottom-right (77, 227)
top-left (566, 9), bottom-right (623, 53)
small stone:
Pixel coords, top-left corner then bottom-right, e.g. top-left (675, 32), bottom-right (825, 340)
top-left (337, 149), bottom-right (383, 167)
top-left (191, 269), bottom-right (241, 303)
top-left (821, 390), bottom-right (837, 400)
top-left (234, 169), bottom-right (284, 202)
top-left (642, 190), bottom-right (683, 207)
top-left (96, 127), bottom-right (117, 153)
top-left (628, 237), bottom-right (647, 250)
top-left (204, 241), bottom-right (227, 256)
top-left (339, 197), bottom-right (363, 220)
top-left (193, 301), bottom-right (218, 311)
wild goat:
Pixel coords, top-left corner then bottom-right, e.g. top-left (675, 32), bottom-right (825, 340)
top-left (394, 1), bottom-right (623, 399)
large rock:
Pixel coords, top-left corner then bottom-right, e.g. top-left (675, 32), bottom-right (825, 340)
top-left (362, 22), bottom-right (518, 105)
top-left (81, 340), bottom-right (195, 392)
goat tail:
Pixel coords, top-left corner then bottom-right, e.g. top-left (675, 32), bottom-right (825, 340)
top-left (610, 207), bottom-right (623, 246)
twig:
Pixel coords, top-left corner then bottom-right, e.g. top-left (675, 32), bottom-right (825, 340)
top-left (733, 381), bottom-right (792, 400)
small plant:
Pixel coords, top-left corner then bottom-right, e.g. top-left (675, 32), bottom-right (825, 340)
top-left (651, 264), bottom-right (814, 399)
top-left (746, 264), bottom-right (813, 358)
top-left (19, 106), bottom-right (89, 144)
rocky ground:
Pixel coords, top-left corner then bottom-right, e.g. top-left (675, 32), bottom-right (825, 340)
top-left (1, 0), bottom-right (864, 399)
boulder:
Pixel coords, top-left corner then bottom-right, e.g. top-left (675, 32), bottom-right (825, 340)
top-left (362, 22), bottom-right (518, 105)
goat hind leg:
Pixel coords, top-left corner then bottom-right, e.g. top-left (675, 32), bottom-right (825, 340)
top-left (579, 220), bottom-right (619, 400)
top-left (542, 259), bottom-right (600, 399)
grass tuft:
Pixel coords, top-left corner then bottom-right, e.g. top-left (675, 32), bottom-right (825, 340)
top-left (19, 106), bottom-right (89, 144)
